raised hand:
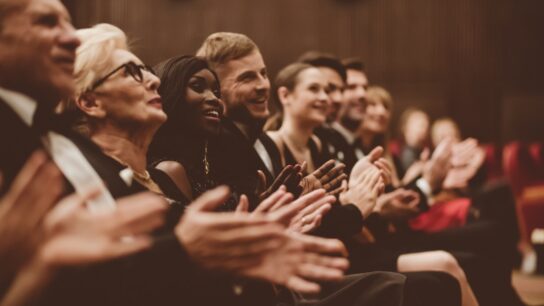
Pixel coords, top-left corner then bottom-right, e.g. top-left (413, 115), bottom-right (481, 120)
top-left (0, 151), bottom-right (63, 282)
top-left (443, 138), bottom-right (485, 189)
top-left (300, 160), bottom-right (347, 196)
top-left (239, 188), bottom-right (335, 234)
top-left (402, 148), bottom-right (430, 185)
top-left (340, 166), bottom-right (384, 219)
top-left (176, 186), bottom-right (286, 272)
top-left (375, 188), bottom-right (420, 222)
top-left (258, 165), bottom-right (303, 200)
top-left (350, 146), bottom-right (383, 181)
top-left (422, 139), bottom-right (453, 192)
top-left (242, 232), bottom-right (349, 293)
top-left (40, 191), bottom-right (168, 266)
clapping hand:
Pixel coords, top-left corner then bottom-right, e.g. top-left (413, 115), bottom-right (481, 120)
top-left (299, 160), bottom-right (347, 197)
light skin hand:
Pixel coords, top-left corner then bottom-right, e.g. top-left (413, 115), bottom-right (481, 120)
top-left (237, 188), bottom-right (335, 234)
top-left (0, 151), bottom-right (64, 282)
top-left (341, 166), bottom-right (384, 219)
top-left (242, 232), bottom-right (349, 294)
top-left (422, 139), bottom-right (453, 192)
top-left (375, 188), bottom-right (421, 221)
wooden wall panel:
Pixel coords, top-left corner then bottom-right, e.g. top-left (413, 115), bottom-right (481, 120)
top-left (63, 0), bottom-right (544, 143)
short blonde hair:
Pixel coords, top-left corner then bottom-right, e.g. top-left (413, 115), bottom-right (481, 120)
top-left (196, 32), bottom-right (258, 69)
top-left (365, 85), bottom-right (394, 111)
top-left (59, 23), bottom-right (128, 133)
top-left (73, 23), bottom-right (129, 96)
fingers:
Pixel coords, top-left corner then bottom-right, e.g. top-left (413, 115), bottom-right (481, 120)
top-left (9, 161), bottom-right (64, 228)
top-left (189, 185), bottom-right (231, 212)
top-left (235, 194), bottom-right (249, 213)
top-left (285, 276), bottom-right (321, 294)
top-left (296, 262), bottom-right (345, 282)
top-left (216, 233), bottom-right (286, 258)
top-left (3, 150), bottom-right (49, 204)
top-left (99, 236), bottom-right (154, 262)
top-left (114, 193), bottom-right (168, 236)
top-left (327, 182), bottom-right (346, 197)
top-left (296, 193), bottom-right (334, 220)
top-left (366, 146), bottom-right (384, 162)
top-left (300, 161), bottom-right (308, 174)
top-left (286, 173), bottom-right (303, 197)
top-left (254, 186), bottom-right (287, 212)
top-left (269, 192), bottom-right (294, 212)
top-left (44, 189), bottom-right (101, 230)
top-left (321, 163), bottom-right (347, 191)
top-left (295, 204), bottom-right (331, 233)
top-left (270, 165), bottom-right (294, 191)
top-left (420, 148), bottom-right (430, 161)
top-left (213, 223), bottom-right (285, 245)
top-left (292, 233), bottom-right (348, 257)
top-left (312, 160), bottom-right (335, 179)
top-left (374, 158), bottom-right (393, 184)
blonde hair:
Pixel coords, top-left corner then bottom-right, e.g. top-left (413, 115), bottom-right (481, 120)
top-left (59, 23), bottom-right (129, 134)
top-left (73, 23), bottom-right (129, 97)
top-left (365, 85), bottom-right (394, 111)
top-left (196, 32), bottom-right (258, 69)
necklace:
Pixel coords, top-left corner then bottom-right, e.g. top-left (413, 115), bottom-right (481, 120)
top-left (203, 141), bottom-right (210, 176)
top-left (132, 169), bottom-right (152, 182)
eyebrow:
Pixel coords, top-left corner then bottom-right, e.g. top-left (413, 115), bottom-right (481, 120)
top-left (236, 70), bottom-right (255, 81)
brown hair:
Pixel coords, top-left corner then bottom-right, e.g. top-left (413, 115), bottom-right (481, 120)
top-left (265, 62), bottom-right (313, 131)
top-left (342, 57), bottom-right (365, 72)
top-left (196, 32), bottom-right (258, 69)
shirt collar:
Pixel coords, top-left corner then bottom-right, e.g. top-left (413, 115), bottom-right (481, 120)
top-left (0, 87), bottom-right (37, 126)
top-left (331, 122), bottom-right (357, 144)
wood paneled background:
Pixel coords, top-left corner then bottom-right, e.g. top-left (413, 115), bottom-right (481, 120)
top-left (64, 0), bottom-right (544, 143)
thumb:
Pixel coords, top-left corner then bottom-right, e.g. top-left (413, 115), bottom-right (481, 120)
top-left (420, 148), bottom-right (430, 161)
top-left (367, 146), bottom-right (384, 162)
top-left (190, 185), bottom-right (230, 212)
top-left (235, 194), bottom-right (249, 213)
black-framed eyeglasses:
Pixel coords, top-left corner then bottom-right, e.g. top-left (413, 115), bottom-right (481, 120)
top-left (88, 61), bottom-right (156, 92)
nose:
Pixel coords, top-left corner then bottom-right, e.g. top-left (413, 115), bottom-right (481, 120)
top-left (204, 90), bottom-right (225, 113)
top-left (255, 73), bottom-right (270, 92)
top-left (145, 70), bottom-right (161, 91)
top-left (318, 89), bottom-right (329, 103)
top-left (58, 20), bottom-right (81, 52)
top-left (356, 86), bottom-right (366, 101)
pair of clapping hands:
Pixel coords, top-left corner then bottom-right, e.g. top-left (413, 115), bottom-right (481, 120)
top-left (403, 138), bottom-right (486, 191)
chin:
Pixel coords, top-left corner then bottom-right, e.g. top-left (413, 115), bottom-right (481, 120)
top-left (250, 109), bottom-right (270, 120)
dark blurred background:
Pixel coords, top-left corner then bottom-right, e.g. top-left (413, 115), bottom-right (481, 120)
top-left (63, 0), bottom-right (544, 144)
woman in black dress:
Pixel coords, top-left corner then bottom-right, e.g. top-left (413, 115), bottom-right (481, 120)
top-left (148, 55), bottom-right (225, 204)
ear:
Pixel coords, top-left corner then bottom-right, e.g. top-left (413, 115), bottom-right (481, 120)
top-left (76, 93), bottom-right (106, 119)
top-left (277, 86), bottom-right (291, 106)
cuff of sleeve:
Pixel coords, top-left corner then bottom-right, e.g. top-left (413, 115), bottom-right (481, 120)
top-left (416, 178), bottom-right (434, 207)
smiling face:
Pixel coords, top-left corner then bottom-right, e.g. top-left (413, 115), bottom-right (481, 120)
top-left (341, 69), bottom-right (368, 129)
top-left (184, 68), bottom-right (225, 135)
top-left (0, 0), bottom-right (80, 104)
top-left (283, 67), bottom-right (329, 127)
top-left (214, 50), bottom-right (270, 123)
top-left (88, 49), bottom-right (166, 129)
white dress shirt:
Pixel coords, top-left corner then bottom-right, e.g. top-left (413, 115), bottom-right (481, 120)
top-left (0, 87), bottom-right (117, 212)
